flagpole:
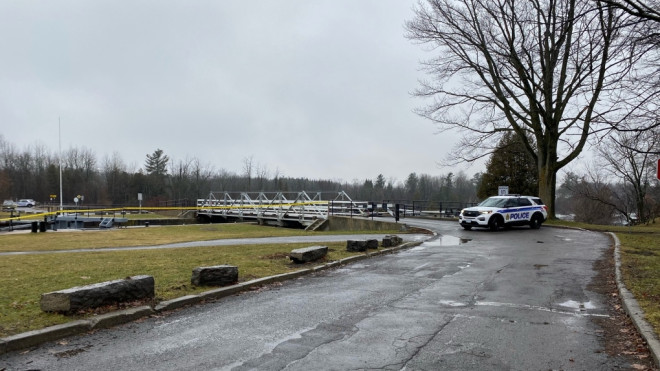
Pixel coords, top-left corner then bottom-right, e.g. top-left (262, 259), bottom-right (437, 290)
top-left (59, 117), bottom-right (63, 211)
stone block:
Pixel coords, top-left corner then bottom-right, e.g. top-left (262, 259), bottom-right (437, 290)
top-left (346, 240), bottom-right (368, 252)
top-left (40, 275), bottom-right (155, 313)
top-left (289, 245), bottom-right (328, 264)
top-left (191, 265), bottom-right (238, 286)
top-left (382, 235), bottom-right (403, 248)
top-left (366, 239), bottom-right (379, 249)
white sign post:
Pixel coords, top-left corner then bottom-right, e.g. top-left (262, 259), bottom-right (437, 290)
top-left (498, 186), bottom-right (509, 196)
top-left (138, 193), bottom-right (143, 214)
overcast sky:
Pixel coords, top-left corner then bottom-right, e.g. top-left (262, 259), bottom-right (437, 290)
top-left (0, 1), bottom-right (486, 183)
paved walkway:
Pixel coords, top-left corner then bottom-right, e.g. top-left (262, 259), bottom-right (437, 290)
top-left (0, 233), bottom-right (430, 256)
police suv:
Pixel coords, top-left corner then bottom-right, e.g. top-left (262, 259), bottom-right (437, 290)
top-left (458, 195), bottom-right (548, 231)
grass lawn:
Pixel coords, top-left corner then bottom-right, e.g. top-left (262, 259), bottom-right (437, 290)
top-left (617, 232), bottom-right (660, 334)
top-left (0, 223), bottom-right (388, 253)
top-left (547, 219), bottom-right (660, 336)
top-left (0, 223), bottom-right (401, 337)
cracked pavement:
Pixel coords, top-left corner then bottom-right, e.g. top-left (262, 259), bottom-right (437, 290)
top-left (0, 219), bottom-right (645, 370)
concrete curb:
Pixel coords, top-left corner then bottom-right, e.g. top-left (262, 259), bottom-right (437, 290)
top-left (0, 239), bottom-right (425, 355)
top-left (88, 306), bottom-right (155, 330)
top-left (0, 320), bottom-right (91, 354)
top-left (608, 232), bottom-right (660, 368)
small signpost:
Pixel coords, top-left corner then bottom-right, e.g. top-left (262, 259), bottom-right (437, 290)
top-left (498, 186), bottom-right (509, 196)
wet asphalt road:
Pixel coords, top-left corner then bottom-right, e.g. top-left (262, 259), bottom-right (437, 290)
top-left (1, 219), bottom-right (631, 370)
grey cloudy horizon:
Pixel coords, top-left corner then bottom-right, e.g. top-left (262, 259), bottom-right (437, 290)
top-left (1, 1), bottom-right (486, 183)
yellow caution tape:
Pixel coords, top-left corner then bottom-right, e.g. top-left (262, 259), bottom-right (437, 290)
top-left (0, 201), bottom-right (331, 222)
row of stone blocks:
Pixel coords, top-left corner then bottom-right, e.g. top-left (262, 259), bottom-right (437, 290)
top-left (291, 235), bottom-right (404, 261)
top-left (40, 267), bottom-right (239, 313)
top-left (346, 235), bottom-right (403, 252)
top-left (40, 235), bottom-right (403, 313)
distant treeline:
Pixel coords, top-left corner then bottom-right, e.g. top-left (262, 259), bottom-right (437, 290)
top-left (0, 137), bottom-right (481, 207)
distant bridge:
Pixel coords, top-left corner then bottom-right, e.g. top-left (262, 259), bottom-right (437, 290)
top-left (194, 191), bottom-right (477, 228)
top-left (195, 191), bottom-right (369, 229)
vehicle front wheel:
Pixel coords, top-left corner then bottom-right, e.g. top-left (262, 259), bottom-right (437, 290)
top-left (530, 214), bottom-right (543, 229)
top-left (488, 215), bottom-right (501, 231)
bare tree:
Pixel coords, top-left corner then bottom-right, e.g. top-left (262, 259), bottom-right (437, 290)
top-left (0, 137), bottom-right (20, 200)
top-left (169, 157), bottom-right (193, 204)
top-left (242, 155), bottom-right (254, 191)
top-left (406, 0), bottom-right (651, 218)
top-left (62, 146), bottom-right (99, 203)
top-left (102, 152), bottom-right (129, 205)
top-left (562, 169), bottom-right (619, 224)
top-left (599, 0), bottom-right (660, 23)
top-left (191, 158), bottom-right (214, 199)
top-left (255, 162), bottom-right (269, 191)
top-left (453, 171), bottom-right (479, 203)
top-left (648, 174), bottom-right (660, 221)
top-left (599, 128), bottom-right (659, 222)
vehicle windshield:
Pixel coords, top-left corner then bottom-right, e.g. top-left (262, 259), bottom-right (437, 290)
top-left (478, 197), bottom-right (508, 207)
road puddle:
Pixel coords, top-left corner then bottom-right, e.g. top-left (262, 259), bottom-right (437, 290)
top-left (426, 235), bottom-right (472, 246)
top-left (558, 300), bottom-right (596, 310)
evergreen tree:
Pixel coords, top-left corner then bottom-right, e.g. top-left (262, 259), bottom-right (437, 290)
top-left (375, 174), bottom-right (385, 189)
top-left (478, 133), bottom-right (538, 199)
top-left (144, 149), bottom-right (170, 201)
top-left (362, 179), bottom-right (374, 200)
top-left (145, 149), bottom-right (169, 176)
top-left (405, 173), bottom-right (419, 198)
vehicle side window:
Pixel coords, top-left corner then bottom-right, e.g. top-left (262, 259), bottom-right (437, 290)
top-left (531, 198), bottom-right (544, 205)
top-left (504, 199), bottom-right (516, 207)
top-left (518, 198), bottom-right (532, 206)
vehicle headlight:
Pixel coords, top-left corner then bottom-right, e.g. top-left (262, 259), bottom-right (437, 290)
top-left (480, 210), bottom-right (493, 215)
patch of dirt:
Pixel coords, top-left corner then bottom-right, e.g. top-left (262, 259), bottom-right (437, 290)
top-left (590, 244), bottom-right (658, 370)
top-left (408, 226), bottom-right (435, 235)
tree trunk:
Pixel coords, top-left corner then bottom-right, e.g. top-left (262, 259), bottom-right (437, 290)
top-left (538, 164), bottom-right (557, 219)
top-left (635, 184), bottom-right (646, 224)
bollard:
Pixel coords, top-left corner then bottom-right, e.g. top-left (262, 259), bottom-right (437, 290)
top-left (145, 221), bottom-right (149, 227)
top-left (31, 221), bottom-right (38, 233)
top-left (39, 222), bottom-right (46, 232)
